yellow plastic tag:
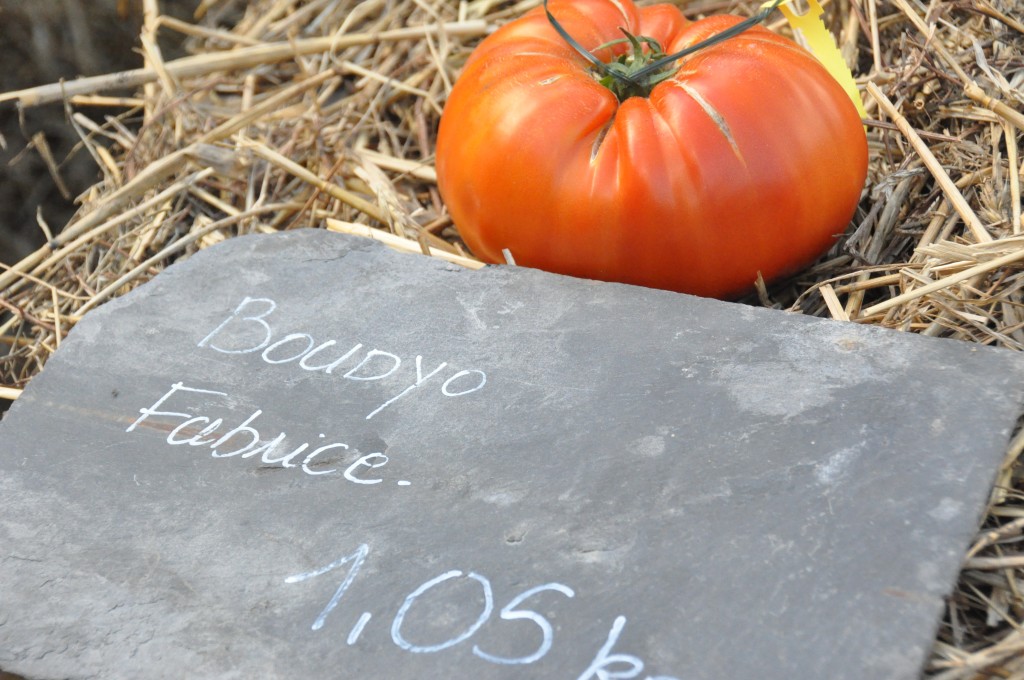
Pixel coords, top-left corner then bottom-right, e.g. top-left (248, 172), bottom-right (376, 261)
top-left (765, 0), bottom-right (867, 118)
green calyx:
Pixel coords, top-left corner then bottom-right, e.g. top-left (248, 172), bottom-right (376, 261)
top-left (594, 31), bottom-right (678, 102)
top-left (542, 0), bottom-right (785, 103)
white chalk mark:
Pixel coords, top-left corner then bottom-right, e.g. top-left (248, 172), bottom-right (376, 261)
top-left (347, 612), bottom-right (373, 645)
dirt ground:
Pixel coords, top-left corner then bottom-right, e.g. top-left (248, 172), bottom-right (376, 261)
top-left (0, 0), bottom-right (197, 264)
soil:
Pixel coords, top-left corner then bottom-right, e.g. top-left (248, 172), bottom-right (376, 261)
top-left (0, 0), bottom-right (197, 264)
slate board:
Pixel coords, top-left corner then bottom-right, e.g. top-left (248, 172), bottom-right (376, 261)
top-left (3, 230), bottom-right (1024, 680)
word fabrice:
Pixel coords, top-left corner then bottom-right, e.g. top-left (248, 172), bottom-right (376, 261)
top-left (198, 296), bottom-right (487, 420)
top-left (126, 382), bottom-right (390, 479)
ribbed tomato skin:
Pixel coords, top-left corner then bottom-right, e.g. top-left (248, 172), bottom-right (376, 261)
top-left (436, 0), bottom-right (868, 299)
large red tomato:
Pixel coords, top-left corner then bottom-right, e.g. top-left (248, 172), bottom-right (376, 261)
top-left (436, 0), bottom-right (868, 299)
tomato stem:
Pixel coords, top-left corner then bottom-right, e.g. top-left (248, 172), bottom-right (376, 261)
top-left (543, 0), bottom-right (785, 102)
top-left (633, 0), bottom-right (785, 80)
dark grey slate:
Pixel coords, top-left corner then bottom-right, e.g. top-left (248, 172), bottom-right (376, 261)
top-left (1, 230), bottom-right (1022, 680)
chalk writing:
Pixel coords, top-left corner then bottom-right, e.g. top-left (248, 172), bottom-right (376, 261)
top-left (197, 297), bottom-right (487, 420)
top-left (284, 544), bottom-right (370, 631)
top-left (120, 298), bottom-right (679, 676)
top-left (126, 382), bottom-right (393, 482)
top-left (392, 570), bottom-right (494, 653)
top-left (471, 582), bottom-right (576, 665)
top-left (347, 612), bottom-right (373, 646)
top-left (285, 542), bottom-right (679, 679)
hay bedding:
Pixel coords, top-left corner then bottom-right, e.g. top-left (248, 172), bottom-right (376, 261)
top-left (0, 0), bottom-right (1022, 675)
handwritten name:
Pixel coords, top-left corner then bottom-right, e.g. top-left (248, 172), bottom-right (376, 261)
top-left (198, 297), bottom-right (486, 420)
top-left (126, 382), bottom-right (395, 481)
